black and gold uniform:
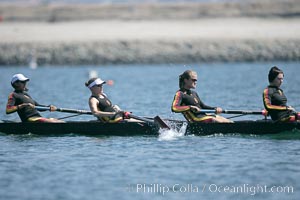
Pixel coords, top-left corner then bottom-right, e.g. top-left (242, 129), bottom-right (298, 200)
top-left (171, 88), bottom-right (216, 122)
top-left (91, 94), bottom-right (123, 123)
top-left (6, 90), bottom-right (47, 122)
top-left (263, 85), bottom-right (299, 121)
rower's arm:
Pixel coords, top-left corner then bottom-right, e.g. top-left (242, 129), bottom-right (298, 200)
top-left (6, 93), bottom-right (18, 114)
top-left (34, 101), bottom-right (48, 108)
top-left (196, 93), bottom-right (215, 110)
top-left (263, 88), bottom-right (287, 111)
top-left (33, 101), bottom-right (50, 112)
top-left (89, 97), bottom-right (116, 118)
top-left (171, 91), bottom-right (190, 113)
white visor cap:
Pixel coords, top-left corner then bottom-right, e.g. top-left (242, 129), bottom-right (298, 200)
top-left (11, 74), bottom-right (30, 84)
top-left (88, 78), bottom-right (106, 88)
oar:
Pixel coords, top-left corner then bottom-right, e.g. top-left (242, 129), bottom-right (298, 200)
top-left (126, 113), bottom-right (152, 123)
top-left (36, 106), bottom-right (170, 129)
top-left (197, 109), bottom-right (268, 116)
top-left (35, 106), bottom-right (92, 114)
top-left (154, 116), bottom-right (171, 130)
top-left (126, 114), bottom-right (170, 129)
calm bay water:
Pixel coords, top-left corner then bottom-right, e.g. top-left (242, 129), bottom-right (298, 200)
top-left (0, 62), bottom-right (300, 200)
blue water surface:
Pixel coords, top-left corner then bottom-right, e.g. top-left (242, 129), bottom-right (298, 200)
top-left (0, 62), bottom-right (299, 200)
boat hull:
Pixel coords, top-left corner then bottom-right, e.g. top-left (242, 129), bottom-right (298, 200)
top-left (0, 120), bottom-right (299, 136)
top-left (187, 120), bottom-right (300, 135)
top-left (0, 120), bottom-right (159, 136)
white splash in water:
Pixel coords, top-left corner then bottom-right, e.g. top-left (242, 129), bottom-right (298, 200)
top-left (158, 122), bottom-right (187, 141)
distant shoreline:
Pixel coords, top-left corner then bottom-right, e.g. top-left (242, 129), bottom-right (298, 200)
top-left (1, 1), bottom-right (299, 66)
top-left (1, 38), bottom-right (299, 66)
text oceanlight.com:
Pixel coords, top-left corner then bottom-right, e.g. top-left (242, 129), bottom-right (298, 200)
top-left (127, 183), bottom-right (294, 196)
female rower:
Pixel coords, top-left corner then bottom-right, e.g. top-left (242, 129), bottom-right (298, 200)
top-left (263, 66), bottom-right (300, 122)
top-left (85, 77), bottom-right (130, 122)
top-left (6, 74), bottom-right (63, 123)
top-left (171, 70), bottom-right (232, 123)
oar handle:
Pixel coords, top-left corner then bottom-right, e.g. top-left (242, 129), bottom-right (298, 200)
top-left (35, 106), bottom-right (51, 111)
top-left (35, 106), bottom-right (93, 115)
top-left (198, 109), bottom-right (268, 116)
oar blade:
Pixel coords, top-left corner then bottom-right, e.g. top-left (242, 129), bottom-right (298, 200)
top-left (154, 116), bottom-right (171, 130)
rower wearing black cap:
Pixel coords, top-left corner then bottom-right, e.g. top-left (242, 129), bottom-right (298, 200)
top-left (263, 66), bottom-right (300, 122)
top-left (6, 73), bottom-right (63, 122)
top-left (85, 77), bottom-right (130, 123)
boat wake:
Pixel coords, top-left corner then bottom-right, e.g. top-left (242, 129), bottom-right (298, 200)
top-left (158, 122), bottom-right (187, 141)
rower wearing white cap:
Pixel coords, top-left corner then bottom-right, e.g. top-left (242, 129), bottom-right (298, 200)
top-left (6, 73), bottom-right (63, 123)
top-left (85, 77), bottom-right (130, 123)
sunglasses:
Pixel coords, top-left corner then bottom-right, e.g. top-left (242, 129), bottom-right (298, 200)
top-left (191, 79), bottom-right (197, 82)
top-left (94, 84), bottom-right (103, 88)
top-left (16, 80), bottom-right (27, 84)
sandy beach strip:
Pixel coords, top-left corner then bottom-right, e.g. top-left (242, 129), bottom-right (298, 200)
top-left (0, 18), bottom-right (299, 65)
top-left (1, 18), bottom-right (299, 43)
